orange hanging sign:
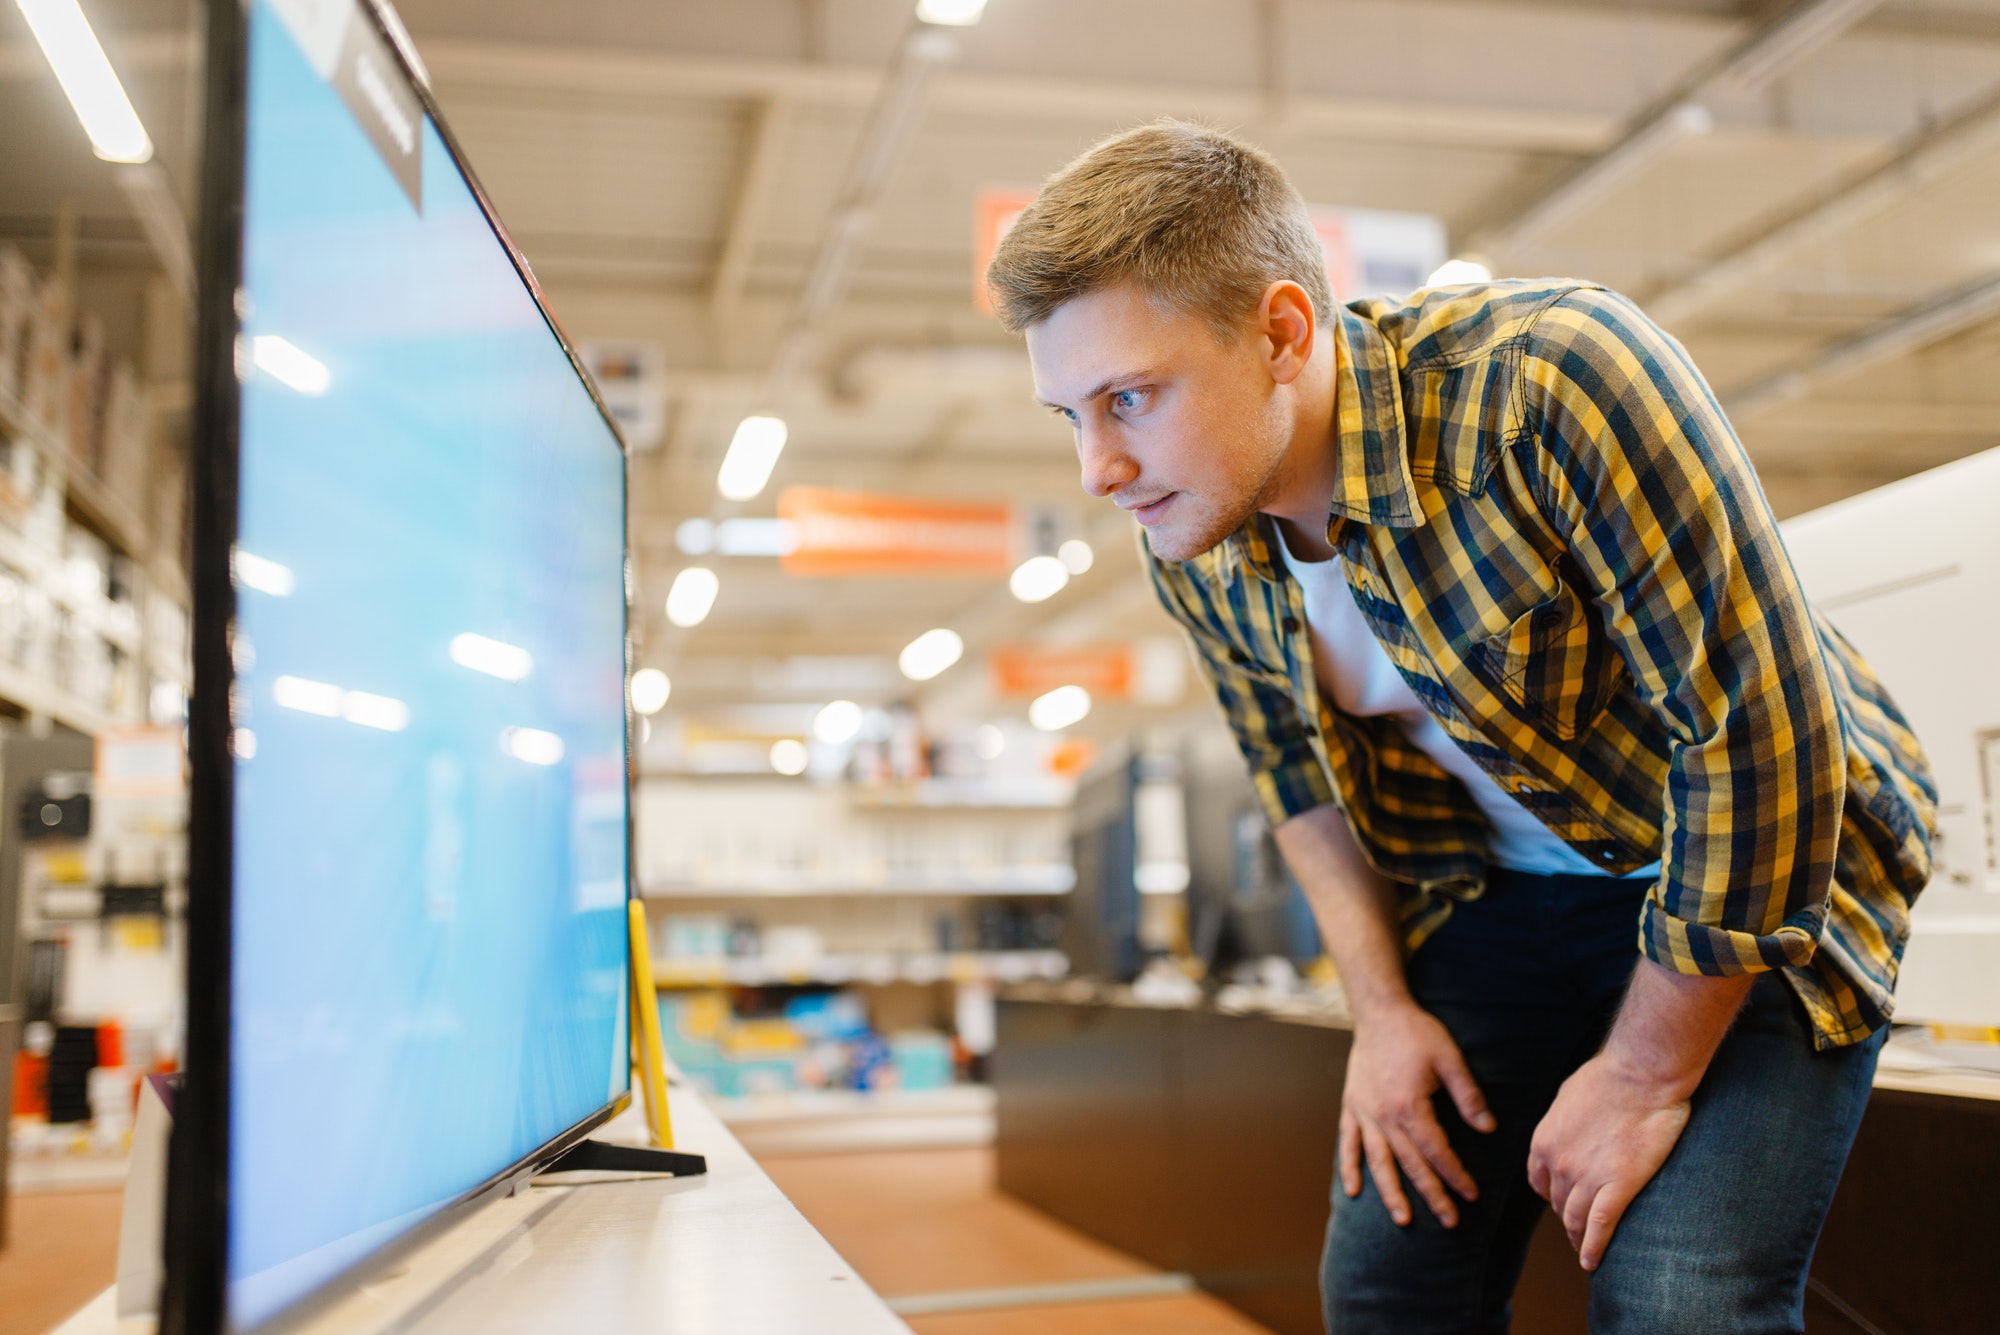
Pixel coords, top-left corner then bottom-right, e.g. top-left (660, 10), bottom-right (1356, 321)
top-left (990, 643), bottom-right (1136, 700)
top-left (972, 187), bottom-right (1040, 314)
top-left (778, 486), bottom-right (1015, 576)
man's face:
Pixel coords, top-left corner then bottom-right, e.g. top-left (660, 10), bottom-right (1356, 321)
top-left (1027, 283), bottom-right (1291, 562)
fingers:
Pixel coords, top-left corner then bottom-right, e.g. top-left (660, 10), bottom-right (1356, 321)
top-left (1338, 1110), bottom-right (1361, 1198)
top-left (1434, 1045), bottom-right (1496, 1134)
top-left (1404, 1106), bottom-right (1479, 1203)
top-left (1360, 1122), bottom-right (1411, 1227)
top-left (1526, 1139), bottom-right (1551, 1202)
top-left (1384, 1125), bottom-right (1460, 1229)
top-left (1577, 1180), bottom-right (1638, 1272)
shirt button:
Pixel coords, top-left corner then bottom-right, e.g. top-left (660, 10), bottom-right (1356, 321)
top-left (1282, 617), bottom-right (1299, 633)
top-left (1598, 850), bottom-right (1617, 862)
top-left (1515, 781), bottom-right (1533, 794)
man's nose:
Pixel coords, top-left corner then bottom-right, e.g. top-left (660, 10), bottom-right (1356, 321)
top-left (1077, 421), bottom-right (1139, 499)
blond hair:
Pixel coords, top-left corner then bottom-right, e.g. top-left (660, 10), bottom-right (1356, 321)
top-left (985, 119), bottom-right (1331, 337)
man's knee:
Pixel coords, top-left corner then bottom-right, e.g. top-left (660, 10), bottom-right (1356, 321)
top-left (1588, 1243), bottom-right (1803, 1335)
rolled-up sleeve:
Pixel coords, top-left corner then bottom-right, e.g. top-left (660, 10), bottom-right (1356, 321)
top-left (1521, 288), bottom-right (1843, 976)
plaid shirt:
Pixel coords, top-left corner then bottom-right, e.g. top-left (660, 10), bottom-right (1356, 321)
top-left (1147, 281), bottom-right (1936, 1050)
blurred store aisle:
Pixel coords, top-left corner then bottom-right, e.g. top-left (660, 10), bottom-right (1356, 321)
top-left (0, 1188), bottom-right (121, 1335)
top-left (761, 1147), bottom-right (1275, 1335)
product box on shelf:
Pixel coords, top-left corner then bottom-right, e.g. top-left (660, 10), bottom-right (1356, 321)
top-left (66, 314), bottom-right (106, 477)
top-left (149, 445), bottom-right (186, 567)
top-left (22, 275), bottom-right (69, 438)
top-left (63, 524), bottom-right (110, 605)
top-left (0, 244), bottom-right (33, 403)
top-left (99, 363), bottom-right (149, 516)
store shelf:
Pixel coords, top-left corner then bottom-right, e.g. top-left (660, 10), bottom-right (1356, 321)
top-left (642, 865), bottom-right (1076, 898)
top-left (0, 655), bottom-right (118, 735)
top-left (653, 949), bottom-right (1068, 989)
top-left (710, 1083), bottom-right (996, 1155)
top-left (848, 776), bottom-right (1075, 810)
top-left (0, 381), bottom-right (185, 729)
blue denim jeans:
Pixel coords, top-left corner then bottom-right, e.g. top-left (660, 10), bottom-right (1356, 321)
top-left (1320, 868), bottom-right (1884, 1335)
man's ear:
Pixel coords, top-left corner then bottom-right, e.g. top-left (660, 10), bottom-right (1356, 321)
top-left (1257, 280), bottom-right (1316, 386)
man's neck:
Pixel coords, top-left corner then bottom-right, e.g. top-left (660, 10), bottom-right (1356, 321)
top-left (1259, 334), bottom-right (1342, 563)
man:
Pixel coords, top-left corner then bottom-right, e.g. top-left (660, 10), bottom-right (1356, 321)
top-left (987, 120), bottom-right (1936, 1333)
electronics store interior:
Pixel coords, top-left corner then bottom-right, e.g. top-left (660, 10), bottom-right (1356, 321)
top-left (3, 1), bottom-right (1999, 1333)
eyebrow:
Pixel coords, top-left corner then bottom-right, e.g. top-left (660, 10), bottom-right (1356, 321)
top-left (1035, 368), bottom-right (1158, 410)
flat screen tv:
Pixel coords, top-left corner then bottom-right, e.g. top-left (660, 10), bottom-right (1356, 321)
top-left (165, 1), bottom-right (634, 1329)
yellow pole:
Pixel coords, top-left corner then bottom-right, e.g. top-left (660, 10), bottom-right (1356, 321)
top-left (628, 899), bottom-right (676, 1149)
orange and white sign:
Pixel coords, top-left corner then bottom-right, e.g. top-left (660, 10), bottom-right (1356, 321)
top-left (990, 638), bottom-right (1190, 706)
top-left (95, 727), bottom-right (186, 798)
top-left (972, 187), bottom-right (1040, 314)
top-left (991, 644), bottom-right (1135, 699)
top-left (778, 487), bottom-right (1015, 576)
top-left (1310, 206), bottom-right (1448, 303)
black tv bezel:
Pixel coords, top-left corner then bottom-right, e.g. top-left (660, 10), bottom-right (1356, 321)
top-left (163, 2), bottom-right (639, 1331)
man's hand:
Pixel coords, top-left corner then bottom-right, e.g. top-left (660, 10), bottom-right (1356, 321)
top-left (1339, 1003), bottom-right (1496, 1228)
top-left (1528, 959), bottom-right (1755, 1270)
top-left (1527, 1054), bottom-right (1689, 1271)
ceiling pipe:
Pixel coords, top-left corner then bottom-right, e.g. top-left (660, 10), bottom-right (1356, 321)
top-left (1725, 269), bottom-right (2000, 422)
top-left (1478, 0), bottom-right (1884, 257)
top-left (1646, 77), bottom-right (2000, 329)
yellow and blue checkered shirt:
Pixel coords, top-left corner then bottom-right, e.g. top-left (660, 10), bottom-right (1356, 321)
top-left (1147, 281), bottom-right (1936, 1050)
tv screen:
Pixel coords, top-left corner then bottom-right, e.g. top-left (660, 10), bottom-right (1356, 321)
top-left (172, 0), bottom-right (632, 1327)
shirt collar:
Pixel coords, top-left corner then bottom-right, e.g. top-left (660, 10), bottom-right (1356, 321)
top-left (1221, 303), bottom-right (1423, 586)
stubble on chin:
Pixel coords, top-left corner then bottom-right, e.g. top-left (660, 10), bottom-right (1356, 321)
top-left (1140, 490), bottom-right (1262, 563)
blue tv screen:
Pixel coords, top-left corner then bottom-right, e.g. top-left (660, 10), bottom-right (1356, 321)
top-left (224, 0), bottom-right (629, 1323)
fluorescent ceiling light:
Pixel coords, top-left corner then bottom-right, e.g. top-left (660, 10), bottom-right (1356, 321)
top-left (450, 632), bottom-right (532, 682)
top-left (716, 517), bottom-right (801, 557)
top-left (341, 691), bottom-right (410, 732)
top-left (630, 667), bottom-right (671, 715)
top-left (1057, 539), bottom-right (1094, 575)
top-left (501, 726), bottom-right (565, 766)
top-left (975, 723), bottom-right (1006, 759)
top-left (272, 674), bottom-right (343, 718)
top-left (813, 699), bottom-right (864, 745)
top-left (665, 567), bottom-right (720, 627)
top-left (232, 549), bottom-right (295, 596)
top-left (1009, 555), bottom-right (1069, 603)
top-left (271, 675), bottom-right (407, 731)
top-left (251, 335), bottom-right (330, 395)
top-left (676, 518), bottom-right (716, 555)
top-left (916, 0), bottom-right (987, 24)
top-left (898, 628), bottom-right (964, 682)
top-left (1426, 257), bottom-right (1494, 287)
top-left (15, 0), bottom-right (154, 163)
top-left (717, 415), bottom-right (788, 501)
top-left (1028, 684), bottom-right (1091, 732)
top-left (769, 738), bottom-right (809, 775)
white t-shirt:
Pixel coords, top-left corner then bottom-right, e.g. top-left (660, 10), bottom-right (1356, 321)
top-left (1274, 527), bottom-right (1655, 878)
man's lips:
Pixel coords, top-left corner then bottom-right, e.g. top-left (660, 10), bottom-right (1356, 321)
top-left (1122, 492), bottom-right (1177, 526)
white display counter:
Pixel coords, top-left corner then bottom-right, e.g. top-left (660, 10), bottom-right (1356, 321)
top-left (52, 1080), bottom-right (912, 1335)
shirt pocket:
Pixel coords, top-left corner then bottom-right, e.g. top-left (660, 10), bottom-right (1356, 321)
top-left (1475, 580), bottom-right (1617, 741)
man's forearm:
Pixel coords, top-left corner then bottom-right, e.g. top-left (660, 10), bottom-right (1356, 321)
top-left (1273, 802), bottom-right (1412, 1020)
top-left (1601, 958), bottom-right (1756, 1100)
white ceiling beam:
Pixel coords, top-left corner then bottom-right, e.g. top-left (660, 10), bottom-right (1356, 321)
top-left (1725, 269), bottom-right (2000, 422)
top-left (1480, 0), bottom-right (1884, 256)
top-left (707, 96), bottom-right (794, 345)
top-left (1646, 78), bottom-right (2000, 329)
top-left (409, 41), bottom-right (1615, 153)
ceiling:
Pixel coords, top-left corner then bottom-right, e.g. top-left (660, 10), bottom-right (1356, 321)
top-left (8, 0), bottom-right (2000, 743)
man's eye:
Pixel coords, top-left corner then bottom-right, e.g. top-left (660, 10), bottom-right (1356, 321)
top-left (1114, 389), bottom-right (1143, 410)
top-left (1055, 407), bottom-right (1078, 423)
